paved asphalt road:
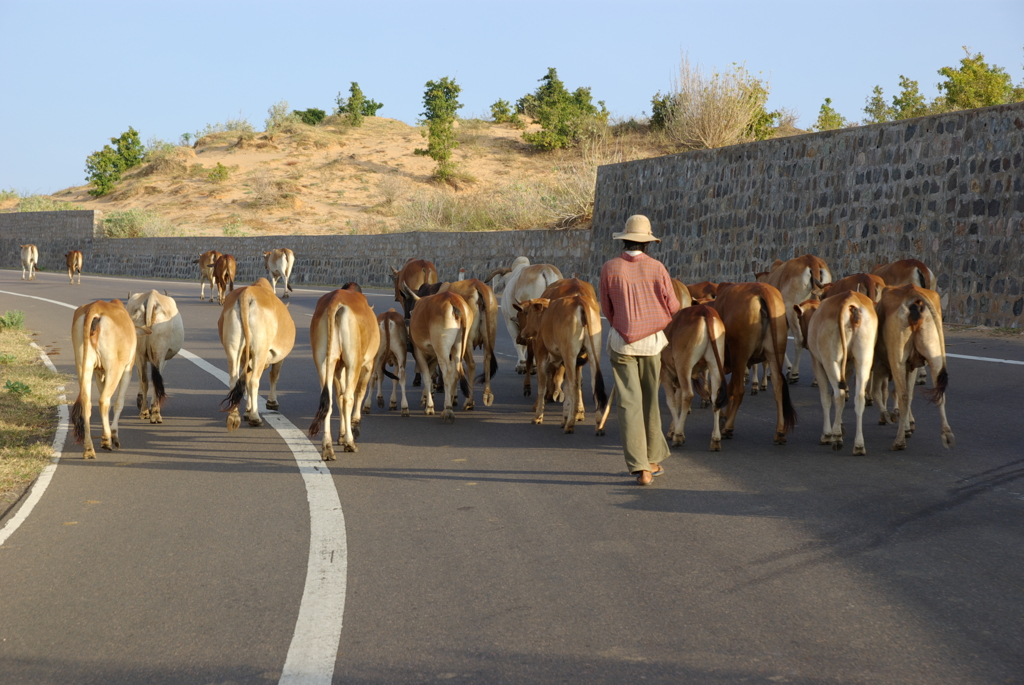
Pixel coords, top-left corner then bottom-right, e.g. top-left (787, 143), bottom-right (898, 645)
top-left (1, 269), bottom-right (1023, 685)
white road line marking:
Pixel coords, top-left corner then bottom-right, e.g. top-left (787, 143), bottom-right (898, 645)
top-left (0, 288), bottom-right (346, 685)
top-left (947, 353), bottom-right (1024, 366)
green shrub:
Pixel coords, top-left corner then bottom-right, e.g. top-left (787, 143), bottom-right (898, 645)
top-left (207, 162), bottom-right (230, 183)
top-left (491, 99), bottom-right (512, 123)
top-left (84, 126), bottom-right (144, 197)
top-left (938, 47), bottom-right (1022, 110)
top-left (335, 82), bottom-right (382, 125)
top-left (520, 68), bottom-right (609, 151)
top-left (294, 108), bottom-right (327, 126)
top-left (17, 195), bottom-right (84, 211)
top-left (197, 116), bottom-right (254, 139)
top-left (414, 77), bottom-right (463, 183)
top-left (5, 380), bottom-right (31, 396)
top-left (1, 188), bottom-right (19, 202)
top-left (813, 97), bottom-right (848, 131)
top-left (265, 100), bottom-right (298, 132)
top-left (361, 98), bottom-right (384, 117)
top-left (650, 92), bottom-right (673, 129)
top-left (0, 310), bottom-right (26, 330)
top-left (144, 136), bottom-right (176, 160)
top-left (104, 209), bottom-right (171, 238)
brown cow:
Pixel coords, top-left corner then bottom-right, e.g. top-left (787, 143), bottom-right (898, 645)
top-left (687, 281), bottom-right (718, 303)
top-left (65, 250), bottom-right (83, 285)
top-left (869, 285), bottom-right (954, 451)
top-left (308, 288), bottom-right (379, 459)
top-left (872, 259), bottom-right (936, 290)
top-left (368, 309), bottom-right (410, 417)
top-left (213, 254), bottom-right (237, 305)
top-left (70, 299), bottom-right (141, 458)
top-left (762, 254), bottom-right (832, 383)
top-left (195, 250), bottom-right (222, 301)
top-left (218, 278), bottom-right (296, 431)
top-left (671, 279), bottom-right (694, 311)
top-left (20, 244), bottom-right (38, 281)
top-left (264, 248), bottom-right (296, 298)
top-left (660, 305), bottom-right (728, 451)
top-left (391, 258), bottom-right (439, 319)
top-left (407, 290), bottom-right (473, 422)
top-left (800, 291), bottom-right (879, 455)
top-left (711, 282), bottom-right (797, 444)
top-left (513, 295), bottom-right (607, 435)
top-left (822, 273), bottom-right (886, 302)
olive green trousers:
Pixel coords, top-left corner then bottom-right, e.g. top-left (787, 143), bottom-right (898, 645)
top-left (609, 348), bottom-right (669, 474)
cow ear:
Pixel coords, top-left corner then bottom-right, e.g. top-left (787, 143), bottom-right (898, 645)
top-left (438, 282), bottom-right (451, 293)
top-left (135, 325), bottom-right (153, 337)
top-left (793, 304), bottom-right (803, 318)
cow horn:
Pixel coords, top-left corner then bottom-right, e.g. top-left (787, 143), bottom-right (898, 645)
top-left (812, 277), bottom-right (824, 290)
top-left (390, 265), bottom-right (400, 275)
top-left (483, 267), bottom-right (511, 283)
top-left (401, 282), bottom-right (420, 301)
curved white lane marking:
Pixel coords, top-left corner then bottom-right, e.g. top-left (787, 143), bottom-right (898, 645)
top-left (0, 289), bottom-right (346, 685)
top-left (0, 344), bottom-right (68, 547)
top-left (946, 353), bottom-right (1024, 366)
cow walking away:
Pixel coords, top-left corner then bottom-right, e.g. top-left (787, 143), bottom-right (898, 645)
top-left (214, 254), bottom-right (237, 305)
top-left (264, 248), bottom-right (296, 298)
top-left (761, 254), bottom-right (833, 383)
top-left (70, 300), bottom-right (140, 458)
top-left (219, 278), bottom-right (296, 431)
top-left (406, 290), bottom-right (473, 422)
top-left (671, 279), bottom-right (693, 311)
top-left (486, 257), bottom-right (563, 375)
top-left (821, 273), bottom-right (886, 303)
top-left (391, 258), bottom-right (439, 320)
top-left (368, 309), bottom-right (410, 417)
top-left (869, 285), bottom-right (954, 451)
top-left (799, 291), bottom-right (879, 455)
top-left (126, 290), bottom-right (184, 424)
top-left (308, 288), bottom-right (379, 459)
top-left (660, 305), bottom-right (728, 451)
top-left (711, 282), bottom-right (797, 444)
top-left (20, 244), bottom-right (38, 281)
top-left (65, 250), bottom-right (83, 285)
top-left (872, 259), bottom-right (936, 290)
top-left (196, 250), bottom-right (223, 301)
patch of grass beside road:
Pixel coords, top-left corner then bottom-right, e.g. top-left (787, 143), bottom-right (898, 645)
top-left (0, 319), bottom-right (70, 514)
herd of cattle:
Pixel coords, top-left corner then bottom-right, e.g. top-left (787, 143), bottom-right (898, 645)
top-left (15, 243), bottom-right (953, 461)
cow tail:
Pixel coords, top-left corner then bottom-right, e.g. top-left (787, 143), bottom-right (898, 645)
top-left (309, 385), bottom-right (330, 437)
top-left (702, 307), bottom-right (729, 410)
top-left (309, 302), bottom-right (341, 437)
top-left (763, 293), bottom-right (797, 432)
top-left (221, 297), bottom-right (249, 413)
top-left (70, 398), bottom-right (85, 444)
top-left (916, 295), bottom-right (949, 405)
top-left (580, 302), bottom-right (608, 413)
top-left (452, 304), bottom-right (471, 399)
top-left (474, 288), bottom-right (498, 383)
top-left (837, 304), bottom-right (857, 392)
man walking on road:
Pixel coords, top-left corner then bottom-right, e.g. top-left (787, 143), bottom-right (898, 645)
top-left (600, 215), bottom-right (679, 486)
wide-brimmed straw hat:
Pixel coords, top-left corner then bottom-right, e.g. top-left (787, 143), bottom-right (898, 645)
top-left (612, 214), bottom-right (660, 243)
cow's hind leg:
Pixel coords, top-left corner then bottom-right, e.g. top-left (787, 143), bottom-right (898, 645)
top-left (265, 361), bottom-right (283, 411)
top-left (137, 359), bottom-right (151, 420)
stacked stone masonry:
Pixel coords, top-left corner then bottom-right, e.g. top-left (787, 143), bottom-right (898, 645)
top-left (3, 102), bottom-right (1022, 326)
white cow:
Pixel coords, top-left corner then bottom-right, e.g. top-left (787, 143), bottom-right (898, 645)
top-left (264, 248), bottom-right (296, 298)
top-left (486, 257), bottom-right (563, 374)
top-left (126, 290), bottom-right (184, 424)
top-left (20, 244), bottom-right (39, 280)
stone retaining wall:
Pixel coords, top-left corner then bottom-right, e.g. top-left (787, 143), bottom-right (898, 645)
top-left (591, 102), bottom-right (1024, 327)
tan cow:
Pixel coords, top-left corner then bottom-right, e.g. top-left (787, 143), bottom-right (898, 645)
top-left (264, 248), bottom-right (296, 298)
top-left (391, 258), bottom-right (439, 319)
top-left (486, 257), bottom-right (564, 374)
top-left (513, 295), bottom-right (607, 435)
top-left (445, 279), bottom-right (499, 407)
top-left (671, 279), bottom-right (694, 310)
top-left (822, 273), bottom-right (886, 302)
top-left (218, 278), bottom-right (296, 431)
top-left (126, 290), bottom-right (184, 424)
top-left (763, 254), bottom-right (832, 383)
top-left (20, 244), bottom-right (38, 280)
top-left (660, 305), bottom-right (728, 451)
top-left (308, 288), bottom-right (379, 459)
top-left (368, 309), bottom-right (410, 417)
top-left (869, 285), bottom-right (954, 451)
top-left (70, 300), bottom-right (140, 458)
top-left (195, 250), bottom-right (222, 301)
top-left (65, 250), bottom-right (83, 285)
top-left (711, 282), bottom-right (797, 444)
top-left (407, 290), bottom-right (473, 422)
top-left (214, 254), bottom-right (237, 305)
top-left (687, 281), bottom-right (718, 303)
top-left (872, 259), bottom-right (936, 290)
top-left (800, 291), bottom-right (879, 455)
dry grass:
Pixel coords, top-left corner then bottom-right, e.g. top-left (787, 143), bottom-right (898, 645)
top-left (0, 327), bottom-right (69, 513)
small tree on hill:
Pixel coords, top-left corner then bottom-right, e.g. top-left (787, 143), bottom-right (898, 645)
top-left (414, 77), bottom-right (463, 183)
top-left (937, 47), bottom-right (1022, 110)
top-left (892, 76), bottom-right (929, 119)
top-left (862, 85), bottom-right (895, 124)
top-left (813, 98), bottom-right (848, 131)
top-left (84, 126), bottom-right (144, 197)
top-left (294, 108), bottom-right (327, 126)
top-left (335, 82), bottom-right (383, 126)
top-left (519, 68), bottom-right (609, 151)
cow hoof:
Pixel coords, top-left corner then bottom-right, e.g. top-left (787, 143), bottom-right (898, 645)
top-left (377, 396), bottom-right (384, 409)
top-left (266, 400), bottom-right (279, 411)
top-left (137, 393), bottom-right (144, 410)
top-left (401, 408), bottom-right (410, 417)
top-left (722, 429), bottom-right (734, 439)
top-left (820, 435), bottom-right (831, 445)
top-left (563, 425), bottom-right (575, 434)
top-left (532, 417), bottom-right (543, 425)
top-left (83, 447), bottom-right (96, 459)
top-left (139, 410), bottom-right (150, 420)
top-left (832, 439), bottom-right (843, 451)
top-left (352, 422), bottom-right (360, 439)
top-left (710, 439), bottom-right (722, 452)
top-left (916, 377), bottom-right (927, 386)
top-left (700, 399), bottom-right (711, 408)
top-left (227, 413), bottom-right (241, 432)
top-left (595, 427), bottom-right (605, 437)
top-left (943, 431), bottom-right (955, 448)
top-left (100, 437), bottom-right (113, 451)
top-left (759, 383), bottom-right (768, 391)
top-left (515, 363), bottom-right (526, 375)
top-left (362, 404), bottom-right (370, 414)
top-left (464, 401), bottom-right (474, 411)
top-left (891, 441), bottom-right (907, 451)
top-left (774, 433), bottom-right (787, 445)
top-left (247, 417), bottom-right (264, 427)
top-left (483, 391), bottom-right (494, 407)
top-left (672, 436), bottom-right (684, 447)
top-left (343, 443), bottom-right (357, 453)
top-left (524, 386), bottom-right (532, 397)
top-left (150, 414), bottom-right (162, 424)
top-left (389, 400), bottom-right (397, 410)
top-left (787, 376), bottom-right (799, 385)
top-left (322, 445), bottom-right (336, 461)
top-left (750, 387), bottom-right (758, 396)
top-left (853, 445), bottom-right (867, 456)
top-left (413, 374), bottom-right (422, 387)
top-left (865, 397), bottom-right (874, 406)
top-left (442, 409), bottom-right (455, 424)
top-left (424, 407), bottom-right (435, 416)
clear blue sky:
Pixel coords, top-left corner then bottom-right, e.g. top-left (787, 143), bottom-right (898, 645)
top-left (1, 0), bottom-right (1021, 195)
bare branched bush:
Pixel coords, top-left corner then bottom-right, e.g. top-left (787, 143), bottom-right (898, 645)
top-left (246, 169), bottom-right (280, 208)
top-left (665, 55), bottom-right (769, 149)
top-left (549, 139), bottom-right (624, 227)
